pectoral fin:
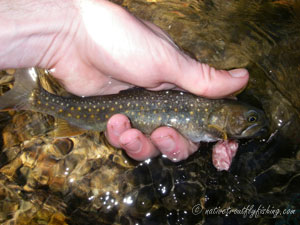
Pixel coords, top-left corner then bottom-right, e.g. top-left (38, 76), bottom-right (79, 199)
top-left (207, 125), bottom-right (228, 140)
top-left (49, 119), bottom-right (86, 138)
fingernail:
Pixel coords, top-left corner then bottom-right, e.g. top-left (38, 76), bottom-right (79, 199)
top-left (122, 138), bottom-right (142, 153)
top-left (110, 122), bottom-right (130, 137)
top-left (229, 69), bottom-right (248, 78)
top-left (157, 136), bottom-right (175, 153)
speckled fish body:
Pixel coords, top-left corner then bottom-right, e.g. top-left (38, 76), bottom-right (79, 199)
top-left (31, 87), bottom-right (224, 142)
top-left (0, 68), bottom-right (268, 142)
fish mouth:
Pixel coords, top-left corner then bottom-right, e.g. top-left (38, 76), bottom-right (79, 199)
top-left (240, 124), bottom-right (268, 138)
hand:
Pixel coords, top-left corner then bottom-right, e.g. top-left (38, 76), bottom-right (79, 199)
top-left (0, 0), bottom-right (248, 162)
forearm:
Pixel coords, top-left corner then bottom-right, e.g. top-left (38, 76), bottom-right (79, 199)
top-left (0, 0), bottom-right (78, 69)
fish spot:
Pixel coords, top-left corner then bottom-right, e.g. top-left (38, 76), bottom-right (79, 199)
top-left (158, 116), bottom-right (162, 121)
top-left (125, 110), bottom-right (129, 113)
top-left (61, 102), bottom-right (64, 106)
top-left (138, 112), bottom-right (141, 116)
top-left (59, 109), bottom-right (63, 113)
top-left (111, 107), bottom-right (115, 111)
top-left (190, 111), bottom-right (194, 115)
top-left (51, 106), bottom-right (55, 110)
top-left (131, 112), bottom-right (135, 115)
top-left (190, 104), bottom-right (194, 107)
top-left (88, 108), bottom-right (92, 112)
top-left (45, 103), bottom-right (48, 106)
top-left (84, 106), bottom-right (87, 109)
top-left (135, 103), bottom-right (139, 107)
top-left (153, 110), bottom-right (157, 114)
top-left (83, 114), bottom-right (87, 118)
top-left (93, 105), bottom-right (96, 109)
top-left (174, 108), bottom-right (178, 112)
top-left (102, 106), bottom-right (105, 110)
top-left (77, 107), bottom-right (81, 111)
top-left (37, 100), bottom-right (41, 105)
top-left (71, 107), bottom-right (74, 111)
top-left (105, 115), bottom-right (109, 119)
top-left (205, 108), bottom-right (208, 112)
top-left (96, 108), bottom-right (100, 112)
top-left (201, 118), bottom-right (205, 122)
top-left (146, 102), bottom-right (149, 105)
top-left (181, 114), bottom-right (185, 118)
top-left (157, 102), bottom-right (161, 106)
top-left (115, 101), bottom-right (118, 105)
top-left (127, 103), bottom-right (131, 107)
top-left (68, 113), bottom-right (72, 117)
top-left (76, 115), bottom-right (80, 119)
top-left (162, 109), bottom-right (166, 113)
top-left (45, 97), bottom-right (49, 100)
top-left (90, 115), bottom-right (95, 119)
top-left (119, 105), bottom-right (123, 109)
top-left (197, 108), bottom-right (200, 112)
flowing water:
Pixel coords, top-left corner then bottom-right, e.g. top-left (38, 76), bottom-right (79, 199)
top-left (0, 0), bottom-right (299, 224)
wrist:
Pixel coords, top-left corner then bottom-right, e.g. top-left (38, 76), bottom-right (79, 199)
top-left (0, 0), bottom-right (79, 69)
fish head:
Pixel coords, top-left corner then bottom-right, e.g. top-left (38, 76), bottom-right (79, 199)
top-left (208, 101), bottom-right (268, 139)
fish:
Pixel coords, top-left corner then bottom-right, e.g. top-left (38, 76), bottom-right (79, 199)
top-left (0, 67), bottom-right (268, 143)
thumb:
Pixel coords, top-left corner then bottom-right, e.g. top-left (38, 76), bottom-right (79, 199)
top-left (170, 57), bottom-right (249, 98)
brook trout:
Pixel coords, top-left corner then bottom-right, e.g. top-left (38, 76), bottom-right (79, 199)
top-left (0, 68), bottom-right (267, 142)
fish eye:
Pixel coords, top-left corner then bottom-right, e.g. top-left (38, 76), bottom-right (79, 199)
top-left (247, 115), bottom-right (257, 123)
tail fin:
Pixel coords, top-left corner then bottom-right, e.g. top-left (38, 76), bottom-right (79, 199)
top-left (0, 67), bottom-right (39, 111)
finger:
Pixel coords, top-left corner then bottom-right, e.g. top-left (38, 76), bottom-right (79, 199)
top-left (146, 82), bottom-right (176, 91)
top-left (105, 114), bottom-right (131, 148)
top-left (151, 127), bottom-right (199, 162)
top-left (212, 140), bottom-right (239, 171)
top-left (119, 129), bottom-right (160, 160)
top-left (169, 58), bottom-right (249, 98)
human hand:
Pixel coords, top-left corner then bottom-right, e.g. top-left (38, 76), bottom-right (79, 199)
top-left (0, 0), bottom-right (248, 162)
